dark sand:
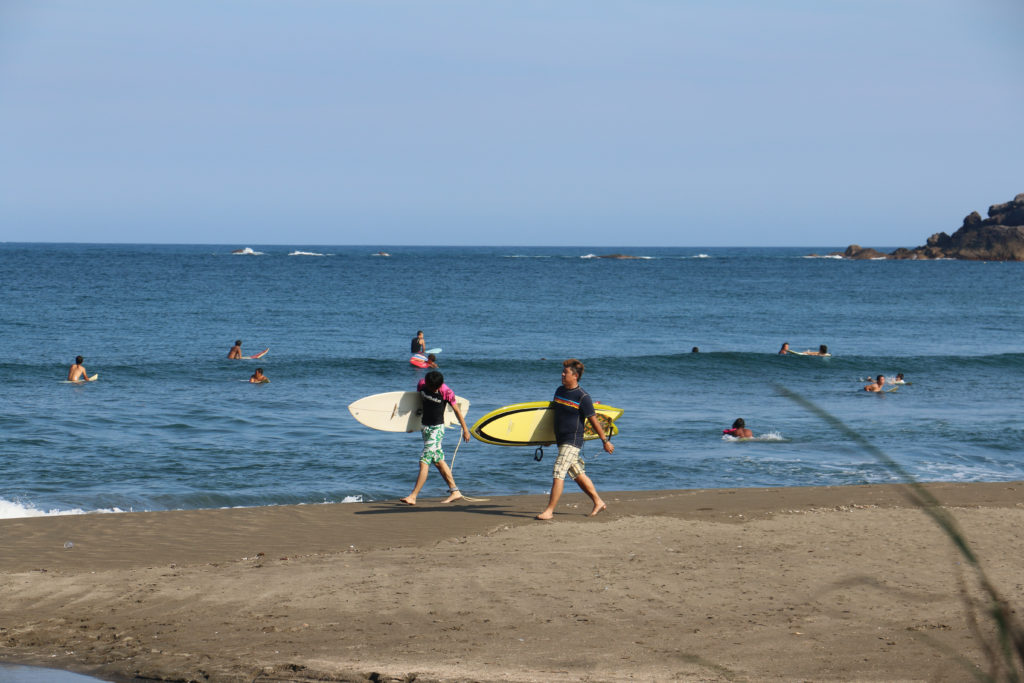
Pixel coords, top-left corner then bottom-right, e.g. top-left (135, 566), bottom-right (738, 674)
top-left (2, 482), bottom-right (1023, 681)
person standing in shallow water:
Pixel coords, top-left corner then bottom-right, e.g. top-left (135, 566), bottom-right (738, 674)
top-left (536, 359), bottom-right (613, 520)
top-left (411, 330), bottom-right (425, 355)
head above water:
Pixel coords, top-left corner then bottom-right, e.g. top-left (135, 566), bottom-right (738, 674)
top-left (819, 344), bottom-right (828, 354)
top-left (235, 340), bottom-right (242, 346)
top-left (423, 370), bottom-right (444, 391)
top-left (732, 418), bottom-right (745, 429)
top-left (75, 355), bottom-right (83, 365)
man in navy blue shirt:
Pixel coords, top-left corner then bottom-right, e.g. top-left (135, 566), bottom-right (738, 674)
top-left (536, 359), bottom-right (614, 520)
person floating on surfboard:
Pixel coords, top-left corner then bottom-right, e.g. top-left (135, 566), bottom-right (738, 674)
top-left (778, 342), bottom-right (790, 355)
top-left (228, 339), bottom-right (268, 359)
top-left (803, 344), bottom-right (830, 356)
top-left (400, 370), bottom-right (470, 506)
top-left (249, 368), bottom-right (269, 384)
top-left (67, 355), bottom-right (95, 382)
top-left (535, 359), bottom-right (613, 520)
top-left (723, 418), bottom-right (753, 438)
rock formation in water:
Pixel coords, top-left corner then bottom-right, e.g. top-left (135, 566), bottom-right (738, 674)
top-left (825, 193), bottom-right (1024, 260)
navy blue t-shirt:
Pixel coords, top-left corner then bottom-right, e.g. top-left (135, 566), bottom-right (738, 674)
top-left (552, 384), bottom-right (596, 447)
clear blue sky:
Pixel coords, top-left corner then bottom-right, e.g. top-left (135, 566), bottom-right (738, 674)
top-left (1, 1), bottom-right (1021, 247)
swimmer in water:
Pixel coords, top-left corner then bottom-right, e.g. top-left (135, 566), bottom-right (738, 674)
top-left (778, 342), bottom-right (790, 355)
top-left (249, 368), bottom-right (269, 383)
top-left (864, 375), bottom-right (885, 392)
top-left (803, 344), bottom-right (830, 356)
top-left (723, 418), bottom-right (753, 438)
top-left (67, 355), bottom-right (94, 382)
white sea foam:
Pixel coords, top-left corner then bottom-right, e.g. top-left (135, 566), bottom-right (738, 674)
top-left (722, 430), bottom-right (786, 442)
top-left (288, 250), bottom-right (326, 256)
top-left (231, 247), bottom-right (264, 255)
top-left (0, 498), bottom-right (125, 519)
top-left (341, 495), bottom-right (363, 503)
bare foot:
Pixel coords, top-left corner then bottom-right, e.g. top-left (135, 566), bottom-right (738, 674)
top-left (442, 489), bottom-right (463, 503)
top-left (589, 502), bottom-right (607, 517)
top-left (535, 511), bottom-right (554, 520)
top-left (400, 497), bottom-right (416, 506)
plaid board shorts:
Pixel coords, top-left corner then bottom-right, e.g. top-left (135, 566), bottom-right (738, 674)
top-left (420, 424), bottom-right (446, 464)
top-left (552, 443), bottom-right (585, 481)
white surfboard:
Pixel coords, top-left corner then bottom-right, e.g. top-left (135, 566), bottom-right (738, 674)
top-left (348, 391), bottom-right (470, 433)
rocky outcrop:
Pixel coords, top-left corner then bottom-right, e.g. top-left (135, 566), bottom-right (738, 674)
top-left (827, 193), bottom-right (1024, 261)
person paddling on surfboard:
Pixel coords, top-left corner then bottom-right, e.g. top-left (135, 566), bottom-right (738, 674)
top-left (228, 340), bottom-right (243, 359)
top-left (249, 368), bottom-right (269, 383)
top-left (803, 344), bottom-right (830, 356)
top-left (400, 370), bottom-right (470, 506)
top-left (723, 418), bottom-right (753, 438)
top-left (778, 342), bottom-right (790, 355)
top-left (536, 359), bottom-right (613, 520)
top-left (67, 355), bottom-right (94, 382)
top-left (864, 375), bottom-right (886, 392)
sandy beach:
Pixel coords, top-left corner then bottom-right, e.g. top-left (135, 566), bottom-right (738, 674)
top-left (2, 482), bottom-right (1023, 682)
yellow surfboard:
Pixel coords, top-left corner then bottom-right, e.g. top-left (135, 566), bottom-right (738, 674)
top-left (471, 401), bottom-right (622, 447)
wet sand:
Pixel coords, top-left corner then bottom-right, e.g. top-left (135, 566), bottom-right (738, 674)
top-left (2, 482), bottom-right (1023, 682)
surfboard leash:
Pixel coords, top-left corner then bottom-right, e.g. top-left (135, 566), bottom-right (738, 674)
top-left (447, 438), bottom-right (489, 502)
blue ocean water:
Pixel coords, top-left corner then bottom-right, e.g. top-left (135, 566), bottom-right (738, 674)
top-left (2, 243), bottom-right (1022, 517)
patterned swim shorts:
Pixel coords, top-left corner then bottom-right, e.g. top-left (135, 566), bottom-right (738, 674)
top-left (420, 424), bottom-right (446, 464)
top-left (552, 443), bottom-right (585, 481)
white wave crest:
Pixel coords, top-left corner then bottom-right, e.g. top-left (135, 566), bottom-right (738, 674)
top-left (288, 250), bottom-right (326, 256)
top-left (231, 247), bottom-right (263, 255)
top-left (0, 498), bottom-right (126, 519)
top-left (722, 430), bottom-right (786, 442)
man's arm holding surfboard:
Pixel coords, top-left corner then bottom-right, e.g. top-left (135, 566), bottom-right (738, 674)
top-left (450, 401), bottom-right (471, 442)
top-left (589, 414), bottom-right (615, 454)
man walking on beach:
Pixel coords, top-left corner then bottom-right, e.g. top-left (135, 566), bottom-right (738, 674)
top-left (536, 359), bottom-right (613, 520)
top-left (400, 370), bottom-right (469, 506)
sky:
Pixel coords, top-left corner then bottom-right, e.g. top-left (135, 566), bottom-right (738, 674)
top-left (1, 1), bottom-right (1022, 247)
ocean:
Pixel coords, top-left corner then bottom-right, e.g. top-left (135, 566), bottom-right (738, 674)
top-left (2, 243), bottom-right (1022, 518)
